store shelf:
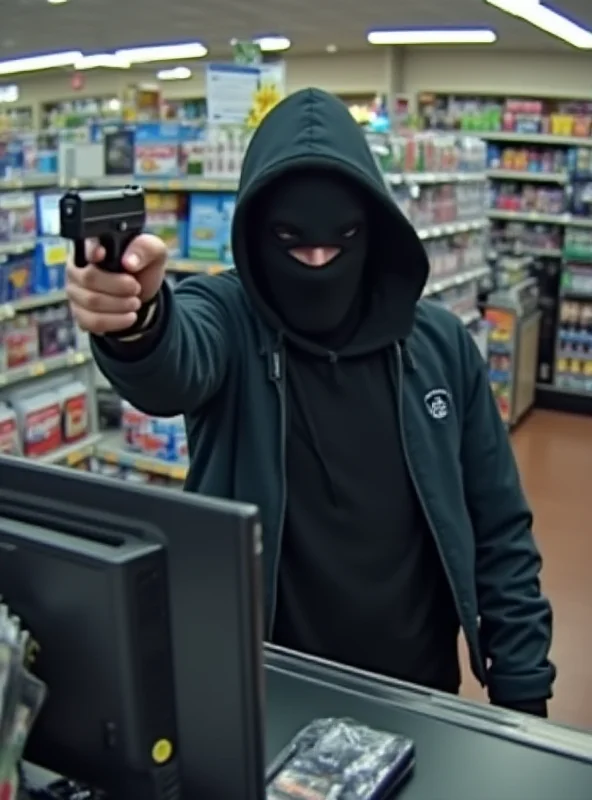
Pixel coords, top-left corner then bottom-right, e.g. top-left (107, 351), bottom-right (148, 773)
top-left (416, 219), bottom-right (486, 240)
top-left (167, 260), bottom-right (230, 275)
top-left (0, 240), bottom-right (36, 256)
top-left (95, 432), bottom-right (188, 481)
top-left (36, 432), bottom-right (103, 466)
top-left (388, 172), bottom-right (486, 186)
top-left (0, 350), bottom-right (91, 388)
top-left (488, 210), bottom-right (592, 228)
top-left (424, 266), bottom-right (489, 297)
top-left (0, 290), bottom-right (68, 321)
top-left (74, 176), bottom-right (239, 193)
top-left (480, 132), bottom-right (592, 147)
top-left (487, 169), bottom-right (568, 184)
top-left (0, 175), bottom-right (59, 190)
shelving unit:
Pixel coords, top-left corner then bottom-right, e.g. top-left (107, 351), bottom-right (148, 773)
top-left (0, 129), bottom-right (492, 482)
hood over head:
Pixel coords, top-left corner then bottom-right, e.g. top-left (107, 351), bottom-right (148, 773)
top-left (231, 87), bottom-right (429, 354)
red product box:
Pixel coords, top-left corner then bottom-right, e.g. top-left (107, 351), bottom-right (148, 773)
top-left (22, 399), bottom-right (62, 457)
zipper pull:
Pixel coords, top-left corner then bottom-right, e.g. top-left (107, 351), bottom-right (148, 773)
top-left (269, 350), bottom-right (282, 381)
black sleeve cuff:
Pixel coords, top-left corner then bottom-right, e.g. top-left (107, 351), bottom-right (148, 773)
top-left (495, 699), bottom-right (548, 718)
top-left (94, 289), bottom-right (168, 362)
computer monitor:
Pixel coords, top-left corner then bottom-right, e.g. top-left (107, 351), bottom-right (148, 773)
top-left (0, 513), bottom-right (180, 799)
top-left (0, 455), bottom-right (266, 800)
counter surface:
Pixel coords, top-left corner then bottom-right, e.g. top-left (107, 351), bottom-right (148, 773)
top-left (265, 649), bottom-right (592, 800)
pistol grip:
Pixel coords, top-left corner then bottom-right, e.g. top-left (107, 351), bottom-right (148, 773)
top-left (98, 230), bottom-right (141, 273)
top-left (73, 240), bottom-right (87, 268)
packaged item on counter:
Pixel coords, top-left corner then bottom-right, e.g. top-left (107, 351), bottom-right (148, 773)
top-left (13, 389), bottom-right (62, 457)
top-left (57, 380), bottom-right (89, 443)
top-left (3, 314), bottom-right (39, 369)
top-left (0, 405), bottom-right (20, 455)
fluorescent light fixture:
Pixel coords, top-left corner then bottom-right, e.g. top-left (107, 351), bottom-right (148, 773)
top-left (157, 66), bottom-right (191, 80)
top-left (486, 0), bottom-right (592, 48)
top-left (0, 50), bottom-right (81, 75)
top-left (0, 85), bottom-right (19, 103)
top-left (253, 35), bottom-right (291, 52)
top-left (47, 0), bottom-right (69, 4)
top-left (75, 53), bottom-right (130, 70)
top-left (367, 29), bottom-right (497, 45)
top-left (115, 42), bottom-right (207, 64)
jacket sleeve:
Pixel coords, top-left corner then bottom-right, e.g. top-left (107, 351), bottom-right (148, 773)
top-left (459, 328), bottom-right (556, 706)
top-left (91, 277), bottom-right (231, 417)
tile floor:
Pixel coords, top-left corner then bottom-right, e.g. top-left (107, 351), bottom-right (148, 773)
top-left (459, 410), bottom-right (592, 731)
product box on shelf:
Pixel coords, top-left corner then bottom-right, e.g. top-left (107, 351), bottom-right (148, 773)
top-left (8, 376), bottom-right (90, 459)
top-left (564, 228), bottom-right (592, 262)
top-left (134, 122), bottom-right (180, 179)
top-left (487, 143), bottom-right (568, 174)
top-left (178, 124), bottom-right (206, 177)
top-left (555, 298), bottom-right (592, 395)
top-left (0, 251), bottom-right (35, 301)
top-left (121, 400), bottom-right (188, 463)
top-left (187, 192), bottom-right (235, 264)
top-left (0, 192), bottom-right (36, 243)
top-left (145, 192), bottom-right (188, 258)
top-left (0, 405), bottom-right (20, 455)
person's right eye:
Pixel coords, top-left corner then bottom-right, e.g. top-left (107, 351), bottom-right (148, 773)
top-left (273, 225), bottom-right (299, 242)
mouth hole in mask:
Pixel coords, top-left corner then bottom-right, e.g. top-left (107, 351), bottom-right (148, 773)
top-left (289, 246), bottom-right (342, 268)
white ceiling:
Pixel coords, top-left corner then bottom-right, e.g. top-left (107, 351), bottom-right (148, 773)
top-left (2, 0), bottom-right (592, 58)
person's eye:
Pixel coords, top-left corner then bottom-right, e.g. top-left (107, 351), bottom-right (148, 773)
top-left (341, 224), bottom-right (361, 239)
top-left (273, 225), bottom-right (299, 242)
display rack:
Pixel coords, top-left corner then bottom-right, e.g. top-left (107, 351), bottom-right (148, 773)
top-left (0, 129), bottom-right (490, 483)
top-left (484, 279), bottom-right (541, 427)
top-left (416, 89), bottom-right (592, 415)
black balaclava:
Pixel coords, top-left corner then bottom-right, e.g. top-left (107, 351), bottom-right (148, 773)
top-left (252, 169), bottom-right (368, 340)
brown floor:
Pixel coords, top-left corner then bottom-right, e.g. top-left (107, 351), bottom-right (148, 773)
top-left (459, 410), bottom-right (592, 731)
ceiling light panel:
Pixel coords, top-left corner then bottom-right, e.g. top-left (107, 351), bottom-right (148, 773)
top-left (0, 50), bottom-right (81, 75)
top-left (116, 42), bottom-right (208, 63)
top-left (367, 29), bottom-right (497, 45)
top-left (486, 0), bottom-right (592, 48)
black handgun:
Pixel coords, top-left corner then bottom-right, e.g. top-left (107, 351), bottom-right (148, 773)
top-left (59, 186), bottom-right (146, 273)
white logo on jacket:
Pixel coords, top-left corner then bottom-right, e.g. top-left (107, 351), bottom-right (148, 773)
top-left (424, 388), bottom-right (450, 420)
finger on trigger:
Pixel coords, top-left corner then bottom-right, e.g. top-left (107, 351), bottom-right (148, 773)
top-left (85, 239), bottom-right (105, 264)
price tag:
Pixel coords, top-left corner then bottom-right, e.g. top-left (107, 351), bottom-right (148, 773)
top-left (170, 466), bottom-right (187, 481)
top-left (0, 304), bottom-right (14, 321)
top-left (69, 351), bottom-right (88, 365)
top-left (29, 362), bottom-right (46, 378)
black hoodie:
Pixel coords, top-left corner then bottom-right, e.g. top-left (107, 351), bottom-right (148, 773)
top-left (104, 88), bottom-right (461, 690)
top-left (232, 89), bottom-right (461, 691)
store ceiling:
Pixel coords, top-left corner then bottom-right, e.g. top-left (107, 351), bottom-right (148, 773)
top-left (2, 0), bottom-right (592, 58)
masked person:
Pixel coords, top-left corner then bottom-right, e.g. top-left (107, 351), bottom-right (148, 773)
top-left (66, 88), bottom-right (555, 716)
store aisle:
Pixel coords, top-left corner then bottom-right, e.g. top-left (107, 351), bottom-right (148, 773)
top-left (460, 410), bottom-right (592, 731)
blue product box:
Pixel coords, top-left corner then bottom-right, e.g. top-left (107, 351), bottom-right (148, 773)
top-left (187, 192), bottom-right (235, 264)
top-left (34, 239), bottom-right (68, 294)
top-left (2, 252), bottom-right (34, 301)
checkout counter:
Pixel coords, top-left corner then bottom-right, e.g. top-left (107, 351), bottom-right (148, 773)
top-left (265, 647), bottom-right (592, 799)
top-left (26, 647), bottom-right (592, 799)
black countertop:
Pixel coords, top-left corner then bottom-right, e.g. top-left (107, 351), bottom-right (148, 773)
top-left (265, 647), bottom-right (592, 800)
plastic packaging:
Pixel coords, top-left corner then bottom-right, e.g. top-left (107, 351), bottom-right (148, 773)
top-left (0, 601), bottom-right (46, 800)
top-left (266, 717), bottom-right (415, 799)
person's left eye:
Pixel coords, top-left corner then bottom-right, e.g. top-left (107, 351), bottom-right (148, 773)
top-left (342, 225), bottom-right (359, 239)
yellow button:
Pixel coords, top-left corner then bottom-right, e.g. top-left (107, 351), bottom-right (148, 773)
top-left (151, 738), bottom-right (173, 764)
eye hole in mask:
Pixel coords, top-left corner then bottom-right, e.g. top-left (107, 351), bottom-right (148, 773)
top-left (273, 224), bottom-right (301, 243)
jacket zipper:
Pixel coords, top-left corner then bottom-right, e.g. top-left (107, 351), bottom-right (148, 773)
top-left (394, 343), bottom-right (470, 661)
top-left (268, 349), bottom-right (288, 638)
